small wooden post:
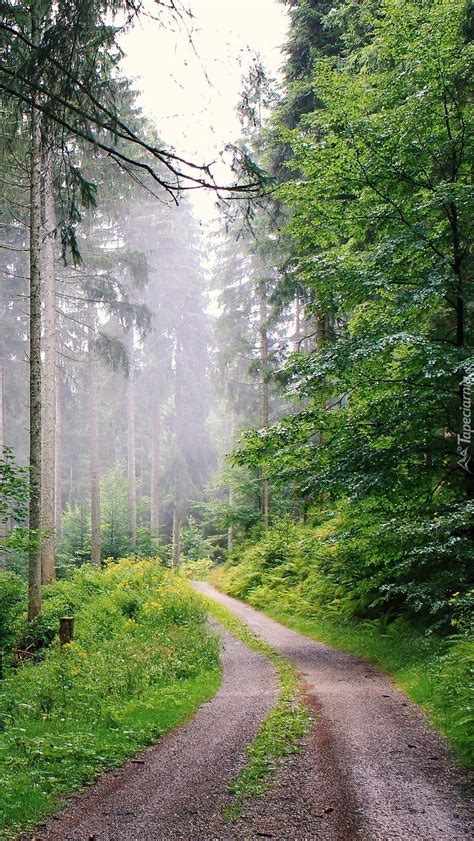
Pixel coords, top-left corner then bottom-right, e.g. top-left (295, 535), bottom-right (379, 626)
top-left (59, 617), bottom-right (74, 645)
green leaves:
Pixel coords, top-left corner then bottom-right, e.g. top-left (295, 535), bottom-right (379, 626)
top-left (0, 448), bottom-right (28, 522)
top-left (229, 0), bottom-right (473, 628)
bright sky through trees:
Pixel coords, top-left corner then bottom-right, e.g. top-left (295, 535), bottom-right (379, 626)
top-left (120, 0), bottom-right (288, 217)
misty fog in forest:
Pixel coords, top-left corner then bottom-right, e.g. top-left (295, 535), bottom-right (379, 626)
top-left (0, 1), bottom-right (294, 598)
top-left (0, 0), bottom-right (473, 835)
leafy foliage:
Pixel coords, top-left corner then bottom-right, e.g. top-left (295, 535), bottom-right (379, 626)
top-left (219, 511), bottom-right (472, 631)
top-left (0, 448), bottom-right (28, 525)
top-left (229, 0), bottom-right (473, 628)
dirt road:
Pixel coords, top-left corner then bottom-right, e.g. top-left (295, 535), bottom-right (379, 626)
top-left (193, 583), bottom-right (473, 840)
top-left (28, 622), bottom-right (277, 841)
top-left (30, 586), bottom-right (472, 840)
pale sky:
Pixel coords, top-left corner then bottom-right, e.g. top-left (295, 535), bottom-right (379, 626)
top-left (120, 0), bottom-right (289, 217)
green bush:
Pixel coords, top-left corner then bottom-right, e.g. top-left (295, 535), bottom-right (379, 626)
top-left (220, 502), bottom-right (472, 631)
top-left (180, 517), bottom-right (214, 562)
top-left (178, 557), bottom-right (214, 581)
top-left (0, 558), bottom-right (220, 837)
top-left (0, 571), bottom-right (25, 650)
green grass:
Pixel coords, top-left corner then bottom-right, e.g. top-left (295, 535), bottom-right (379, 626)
top-left (246, 606), bottom-right (474, 768)
top-left (202, 597), bottom-right (311, 819)
top-left (0, 667), bottom-right (221, 839)
top-left (0, 560), bottom-right (222, 839)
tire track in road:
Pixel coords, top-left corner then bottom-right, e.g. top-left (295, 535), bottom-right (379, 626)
top-left (195, 582), bottom-right (473, 841)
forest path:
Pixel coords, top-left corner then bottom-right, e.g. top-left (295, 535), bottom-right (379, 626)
top-left (27, 586), bottom-right (472, 841)
top-left (193, 582), bottom-right (473, 841)
top-left (27, 622), bottom-right (278, 841)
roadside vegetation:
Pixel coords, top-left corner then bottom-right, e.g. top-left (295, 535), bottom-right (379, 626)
top-left (0, 0), bottom-right (472, 825)
top-left (0, 559), bottom-right (221, 839)
top-left (211, 522), bottom-right (474, 767)
top-left (203, 597), bottom-right (311, 818)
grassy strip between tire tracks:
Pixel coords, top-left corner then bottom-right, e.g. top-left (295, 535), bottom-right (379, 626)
top-left (202, 597), bottom-right (311, 820)
top-left (209, 567), bottom-right (473, 767)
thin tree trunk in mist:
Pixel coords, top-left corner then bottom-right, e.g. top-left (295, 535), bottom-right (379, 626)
top-left (126, 332), bottom-right (137, 549)
top-left (54, 365), bottom-right (62, 543)
top-left (259, 285), bottom-right (269, 527)
top-left (68, 465), bottom-right (74, 508)
top-left (41, 153), bottom-right (56, 584)
top-left (227, 416), bottom-right (235, 552)
top-left (89, 309), bottom-right (101, 565)
top-left (172, 499), bottom-right (181, 569)
top-left (150, 403), bottom-right (161, 538)
top-left (227, 484), bottom-right (234, 552)
top-left (0, 359), bottom-right (6, 568)
top-left (28, 93), bottom-right (42, 620)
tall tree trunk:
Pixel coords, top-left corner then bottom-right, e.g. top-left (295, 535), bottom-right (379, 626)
top-left (259, 284), bottom-right (270, 527)
top-left (28, 96), bottom-right (42, 620)
top-left (89, 308), bottom-right (101, 565)
top-left (172, 499), bottom-right (181, 569)
top-left (126, 331), bottom-right (137, 549)
top-left (150, 401), bottom-right (161, 539)
top-left (227, 483), bottom-right (234, 552)
top-left (41, 151), bottom-right (56, 584)
top-left (54, 363), bottom-right (62, 542)
top-left (227, 415), bottom-right (235, 551)
top-left (0, 359), bottom-right (6, 569)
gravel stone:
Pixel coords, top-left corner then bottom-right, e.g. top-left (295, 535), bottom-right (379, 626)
top-left (194, 583), bottom-right (473, 841)
top-left (27, 587), bottom-right (473, 841)
top-left (27, 622), bottom-right (278, 841)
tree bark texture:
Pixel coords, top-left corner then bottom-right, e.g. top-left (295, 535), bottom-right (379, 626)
top-left (41, 150), bottom-right (56, 584)
top-left (28, 97), bottom-right (43, 620)
top-left (54, 362), bottom-right (62, 542)
top-left (126, 331), bottom-right (137, 549)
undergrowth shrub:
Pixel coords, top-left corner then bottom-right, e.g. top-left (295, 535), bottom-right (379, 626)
top-left (0, 571), bottom-right (25, 650)
top-left (0, 558), bottom-right (218, 745)
top-left (220, 501), bottom-right (473, 631)
top-left (178, 557), bottom-right (214, 581)
top-left (0, 558), bottom-right (220, 836)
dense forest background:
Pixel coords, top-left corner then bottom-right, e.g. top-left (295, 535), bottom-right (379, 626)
top-left (1, 0), bottom-right (472, 639)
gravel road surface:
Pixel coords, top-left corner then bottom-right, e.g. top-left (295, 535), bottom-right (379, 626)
top-left (28, 586), bottom-right (472, 841)
top-left (28, 622), bottom-right (277, 841)
top-left (194, 582), bottom-right (473, 841)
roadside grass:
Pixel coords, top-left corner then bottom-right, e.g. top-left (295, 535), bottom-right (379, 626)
top-left (202, 597), bottom-right (311, 819)
top-left (209, 568), bottom-right (473, 767)
top-left (0, 560), bottom-right (221, 839)
top-left (0, 670), bottom-right (220, 839)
